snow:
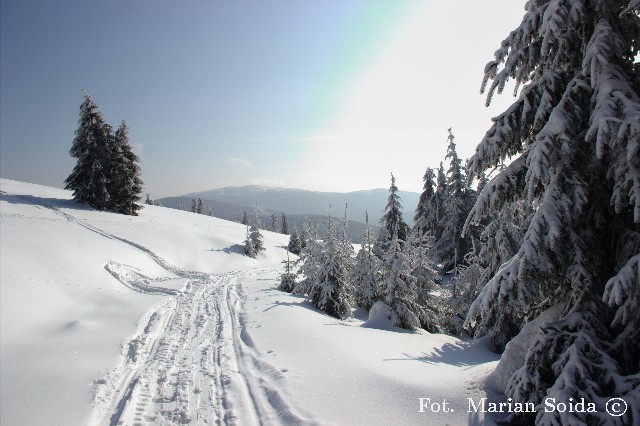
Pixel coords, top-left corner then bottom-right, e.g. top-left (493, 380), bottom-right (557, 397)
top-left (1, 179), bottom-right (501, 425)
top-left (485, 303), bottom-right (563, 394)
top-left (362, 301), bottom-right (397, 330)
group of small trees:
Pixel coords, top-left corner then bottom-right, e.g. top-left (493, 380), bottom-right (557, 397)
top-left (243, 211), bottom-right (289, 234)
top-left (288, 215), bottom-right (354, 319)
top-left (409, 129), bottom-right (489, 333)
top-left (189, 198), bottom-right (213, 215)
top-left (287, 224), bottom-right (307, 254)
top-left (281, 176), bottom-right (441, 331)
top-left (65, 94), bottom-right (143, 215)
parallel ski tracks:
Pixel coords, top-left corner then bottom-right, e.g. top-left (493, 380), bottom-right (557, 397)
top-left (6, 193), bottom-right (309, 425)
top-left (93, 270), bottom-right (302, 426)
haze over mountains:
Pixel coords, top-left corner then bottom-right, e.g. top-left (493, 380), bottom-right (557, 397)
top-left (158, 185), bottom-right (420, 241)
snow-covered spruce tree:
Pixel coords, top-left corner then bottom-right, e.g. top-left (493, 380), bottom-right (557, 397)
top-left (442, 248), bottom-right (482, 335)
top-left (307, 218), bottom-right (353, 319)
top-left (407, 228), bottom-right (441, 332)
top-left (65, 94), bottom-right (114, 211)
top-left (464, 1), bottom-right (640, 424)
top-left (372, 226), bottom-right (391, 259)
top-left (381, 226), bottom-right (427, 330)
top-left (456, 169), bottom-right (527, 332)
top-left (281, 213), bottom-right (289, 234)
top-left (383, 173), bottom-right (410, 241)
top-left (191, 199), bottom-right (197, 213)
top-left (462, 159), bottom-right (483, 241)
top-left (279, 272), bottom-right (296, 293)
top-left (279, 250), bottom-right (297, 293)
top-left (293, 220), bottom-right (320, 295)
top-left (435, 129), bottom-right (470, 272)
top-left (249, 211), bottom-right (265, 255)
top-left (109, 121), bottom-right (143, 215)
top-left (375, 173), bottom-right (410, 256)
top-left (414, 167), bottom-right (437, 237)
top-left (243, 226), bottom-right (257, 258)
top-left (288, 228), bottom-right (303, 254)
top-left (298, 219), bottom-right (310, 253)
top-left (443, 196), bottom-right (513, 337)
top-left (351, 211), bottom-right (382, 311)
top-left (196, 198), bottom-right (204, 214)
top-left (242, 211), bottom-right (248, 225)
top-left (433, 162), bottom-right (448, 242)
top-left (271, 213), bottom-right (277, 232)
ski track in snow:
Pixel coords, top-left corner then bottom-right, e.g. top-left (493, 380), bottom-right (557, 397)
top-left (4, 193), bottom-right (309, 425)
top-left (91, 267), bottom-right (311, 426)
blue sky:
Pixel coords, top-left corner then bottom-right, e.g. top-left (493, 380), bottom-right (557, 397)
top-left (1, 0), bottom-right (525, 198)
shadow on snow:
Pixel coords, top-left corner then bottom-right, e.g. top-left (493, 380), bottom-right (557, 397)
top-left (386, 339), bottom-right (499, 367)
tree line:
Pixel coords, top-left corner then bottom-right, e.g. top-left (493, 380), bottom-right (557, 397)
top-left (280, 145), bottom-right (476, 334)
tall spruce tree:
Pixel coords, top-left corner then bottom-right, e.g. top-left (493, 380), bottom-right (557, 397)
top-left (65, 94), bottom-right (113, 211)
top-left (244, 225), bottom-right (257, 258)
top-left (288, 228), bottom-right (303, 254)
top-left (414, 167), bottom-right (437, 237)
top-left (434, 162), bottom-right (448, 242)
top-left (464, 1), bottom-right (640, 424)
top-left (110, 121), bottom-right (143, 215)
top-left (249, 211), bottom-right (265, 255)
top-left (435, 129), bottom-right (468, 271)
top-left (381, 226), bottom-right (427, 330)
top-left (293, 220), bottom-right (321, 296)
top-left (407, 228), bottom-right (441, 332)
top-left (351, 211), bottom-right (382, 311)
top-left (308, 218), bottom-right (353, 319)
top-left (375, 173), bottom-right (409, 256)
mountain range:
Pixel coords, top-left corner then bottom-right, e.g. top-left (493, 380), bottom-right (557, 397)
top-left (158, 185), bottom-right (421, 242)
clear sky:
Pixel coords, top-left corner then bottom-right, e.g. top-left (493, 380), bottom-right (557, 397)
top-left (1, 0), bottom-right (525, 198)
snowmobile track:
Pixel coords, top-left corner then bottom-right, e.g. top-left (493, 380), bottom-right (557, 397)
top-left (91, 269), bottom-right (309, 426)
top-left (74, 220), bottom-right (309, 425)
top-left (5, 194), bottom-right (309, 425)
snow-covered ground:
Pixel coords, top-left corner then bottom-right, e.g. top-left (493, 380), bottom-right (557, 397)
top-left (1, 179), bottom-right (500, 425)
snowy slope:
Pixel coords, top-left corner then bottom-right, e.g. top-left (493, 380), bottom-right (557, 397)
top-left (1, 179), bottom-right (499, 425)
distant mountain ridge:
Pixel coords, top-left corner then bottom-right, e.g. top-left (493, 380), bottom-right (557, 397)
top-left (157, 185), bottom-right (420, 243)
top-left (156, 194), bottom-right (374, 242)
top-left (180, 185), bottom-right (420, 225)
